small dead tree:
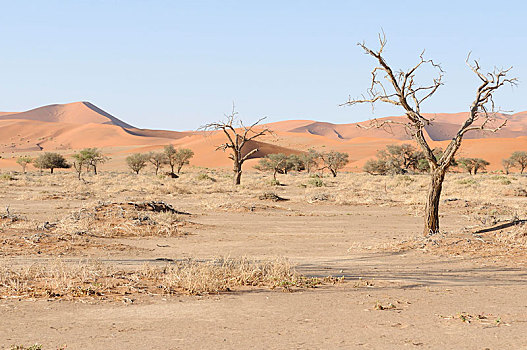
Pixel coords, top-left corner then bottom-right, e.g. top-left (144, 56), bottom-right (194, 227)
top-left (342, 33), bottom-right (516, 235)
top-left (201, 107), bottom-right (272, 185)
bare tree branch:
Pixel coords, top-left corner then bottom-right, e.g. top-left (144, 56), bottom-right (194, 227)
top-left (199, 107), bottom-right (272, 185)
top-left (342, 33), bottom-right (516, 235)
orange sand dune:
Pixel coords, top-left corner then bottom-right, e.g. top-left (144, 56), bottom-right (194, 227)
top-left (1, 101), bottom-right (526, 173)
top-left (0, 102), bottom-right (135, 128)
top-left (0, 119), bottom-right (174, 154)
top-left (265, 112), bottom-right (527, 141)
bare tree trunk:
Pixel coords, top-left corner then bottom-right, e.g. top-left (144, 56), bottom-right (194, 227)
top-left (423, 168), bottom-right (445, 236)
top-left (330, 169), bottom-right (337, 177)
top-left (234, 167), bottom-right (242, 185)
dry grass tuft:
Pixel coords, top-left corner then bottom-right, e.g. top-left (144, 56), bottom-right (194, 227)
top-left (55, 201), bottom-right (189, 238)
top-left (0, 258), bottom-right (333, 300)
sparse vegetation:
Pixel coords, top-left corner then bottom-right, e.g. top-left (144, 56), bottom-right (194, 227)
top-left (72, 148), bottom-right (107, 179)
top-left (164, 145), bottom-right (194, 175)
top-left (33, 152), bottom-right (70, 174)
top-left (255, 153), bottom-right (297, 180)
top-left (319, 150), bottom-right (349, 177)
top-left (126, 153), bottom-right (150, 174)
top-left (364, 144), bottom-right (451, 175)
top-left (16, 156), bottom-right (32, 174)
top-left (0, 257), bottom-right (328, 299)
top-left (149, 152), bottom-right (167, 175)
top-left (457, 157), bottom-right (490, 175)
top-left (508, 151), bottom-right (527, 174)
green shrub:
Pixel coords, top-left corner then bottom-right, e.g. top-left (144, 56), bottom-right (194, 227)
top-left (269, 179), bottom-right (281, 186)
top-left (308, 178), bottom-right (324, 187)
top-left (457, 178), bottom-right (477, 185)
top-left (0, 173), bottom-right (15, 181)
top-left (197, 173), bottom-right (215, 182)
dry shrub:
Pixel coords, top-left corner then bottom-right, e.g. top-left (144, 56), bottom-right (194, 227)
top-left (0, 258), bottom-right (331, 299)
top-left (55, 202), bottom-right (188, 238)
top-left (160, 257), bottom-right (321, 295)
top-left (258, 192), bottom-right (288, 202)
top-left (495, 222), bottom-right (527, 247)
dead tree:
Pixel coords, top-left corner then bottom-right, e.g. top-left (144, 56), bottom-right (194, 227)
top-left (201, 107), bottom-right (272, 185)
top-left (342, 33), bottom-right (516, 236)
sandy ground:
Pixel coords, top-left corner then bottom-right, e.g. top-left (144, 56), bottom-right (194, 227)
top-left (1, 171), bottom-right (526, 349)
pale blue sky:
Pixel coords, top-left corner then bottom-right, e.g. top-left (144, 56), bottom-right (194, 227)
top-left (0, 0), bottom-right (524, 130)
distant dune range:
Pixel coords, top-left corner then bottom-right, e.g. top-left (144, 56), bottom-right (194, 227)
top-left (1, 101), bottom-right (526, 171)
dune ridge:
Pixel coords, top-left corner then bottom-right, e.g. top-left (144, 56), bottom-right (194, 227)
top-left (1, 102), bottom-right (527, 171)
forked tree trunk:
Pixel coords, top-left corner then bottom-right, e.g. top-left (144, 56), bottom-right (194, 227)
top-left (423, 168), bottom-right (446, 236)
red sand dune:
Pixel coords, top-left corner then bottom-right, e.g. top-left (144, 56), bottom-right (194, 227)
top-left (267, 112), bottom-right (527, 141)
top-left (1, 102), bottom-right (527, 172)
top-left (0, 102), bottom-right (135, 128)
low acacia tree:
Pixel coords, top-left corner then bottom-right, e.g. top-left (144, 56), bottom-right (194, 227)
top-left (164, 146), bottom-right (194, 175)
top-left (16, 156), bottom-right (32, 174)
top-left (502, 158), bottom-right (514, 175)
top-left (255, 153), bottom-right (291, 181)
top-left (72, 151), bottom-right (90, 180)
top-left (510, 151), bottom-right (527, 174)
top-left (473, 158), bottom-right (490, 174)
top-left (319, 151), bottom-right (349, 177)
top-left (201, 107), bottom-right (272, 185)
top-left (149, 152), bottom-right (167, 175)
top-left (34, 152), bottom-right (70, 174)
top-left (300, 149), bottom-right (320, 173)
top-left (342, 34), bottom-right (516, 235)
top-left (458, 157), bottom-right (490, 175)
top-left (174, 148), bottom-right (194, 174)
top-left (457, 158), bottom-right (475, 174)
top-left (79, 148), bottom-right (108, 175)
top-left (126, 153), bottom-right (149, 174)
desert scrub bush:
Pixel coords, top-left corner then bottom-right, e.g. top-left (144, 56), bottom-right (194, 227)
top-left (159, 257), bottom-right (323, 295)
top-left (258, 192), bottom-right (288, 202)
top-left (9, 345), bottom-right (43, 350)
top-left (196, 173), bottom-right (215, 182)
top-left (0, 258), bottom-right (331, 299)
top-left (494, 221), bottom-right (527, 247)
top-left (55, 201), bottom-right (188, 238)
top-left (269, 178), bottom-right (281, 186)
top-left (489, 175), bottom-right (512, 185)
top-left (395, 174), bottom-right (415, 185)
top-left (456, 177), bottom-right (477, 186)
top-left (306, 174), bottom-right (324, 187)
top-left (0, 173), bottom-right (16, 181)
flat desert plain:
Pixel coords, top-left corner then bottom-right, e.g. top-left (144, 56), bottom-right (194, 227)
top-left (1, 170), bottom-right (526, 349)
